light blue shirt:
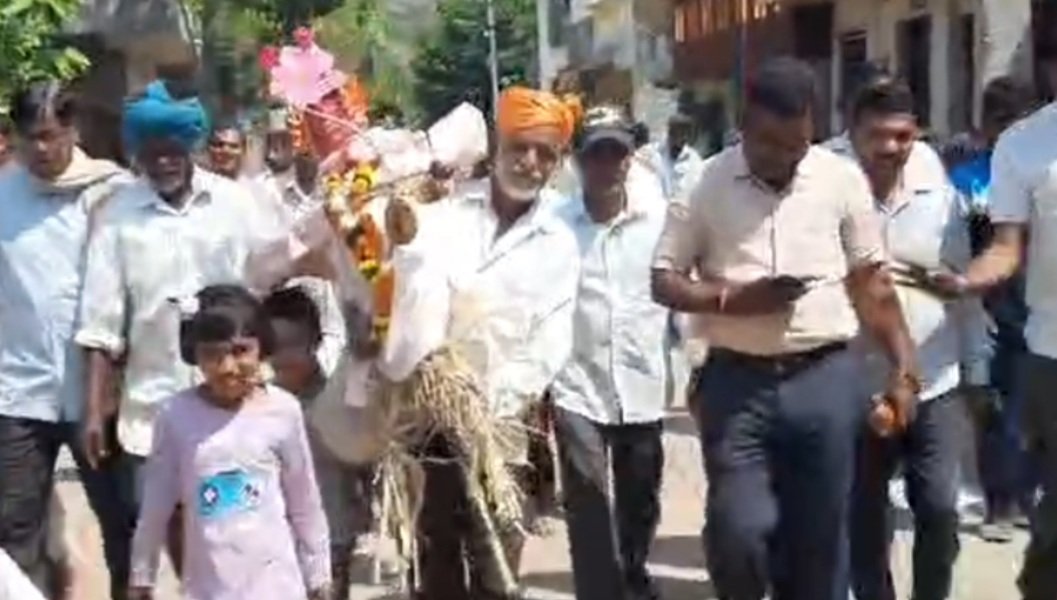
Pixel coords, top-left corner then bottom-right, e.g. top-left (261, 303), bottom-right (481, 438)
top-left (829, 136), bottom-right (990, 399)
top-left (551, 176), bottom-right (670, 424)
top-left (0, 164), bottom-right (125, 422)
top-left (989, 103), bottom-right (1057, 359)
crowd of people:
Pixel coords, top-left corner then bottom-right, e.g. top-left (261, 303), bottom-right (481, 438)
top-left (0, 46), bottom-right (1054, 600)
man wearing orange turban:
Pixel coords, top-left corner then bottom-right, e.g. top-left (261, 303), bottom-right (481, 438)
top-left (496, 86), bottom-right (582, 148)
top-left (385, 87), bottom-right (583, 599)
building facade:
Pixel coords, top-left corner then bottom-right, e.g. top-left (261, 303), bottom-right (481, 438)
top-left (537, 0), bottom-right (681, 141)
top-left (70, 0), bottom-right (197, 161)
top-left (672, 0), bottom-right (1033, 141)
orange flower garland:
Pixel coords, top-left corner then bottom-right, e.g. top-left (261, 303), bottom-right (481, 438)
top-left (323, 164), bottom-right (395, 344)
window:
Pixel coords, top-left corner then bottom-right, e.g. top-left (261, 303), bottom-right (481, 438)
top-left (548, 0), bottom-right (571, 47)
top-left (687, 0), bottom-right (702, 39)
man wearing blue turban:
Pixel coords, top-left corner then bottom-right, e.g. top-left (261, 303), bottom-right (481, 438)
top-left (122, 80), bottom-right (209, 158)
top-left (76, 81), bottom-right (287, 585)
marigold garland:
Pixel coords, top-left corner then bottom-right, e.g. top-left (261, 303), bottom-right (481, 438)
top-left (323, 163), bottom-right (394, 344)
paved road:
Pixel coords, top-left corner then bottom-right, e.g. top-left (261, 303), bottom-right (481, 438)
top-left (56, 410), bottom-right (1026, 599)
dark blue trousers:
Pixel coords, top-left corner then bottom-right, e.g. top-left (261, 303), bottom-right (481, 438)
top-left (694, 347), bottom-right (863, 600)
top-left (1019, 353), bottom-right (1057, 600)
top-left (976, 335), bottom-right (1036, 520)
top-left (850, 392), bottom-right (965, 600)
top-left (0, 415), bottom-right (133, 600)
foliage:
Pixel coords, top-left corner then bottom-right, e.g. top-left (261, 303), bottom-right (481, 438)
top-left (186, 0), bottom-right (341, 35)
top-left (195, 0), bottom-right (350, 119)
top-left (315, 0), bottom-right (413, 122)
top-left (201, 0), bottom-right (281, 114)
top-left (412, 0), bottom-right (537, 123)
top-left (0, 0), bottom-right (90, 107)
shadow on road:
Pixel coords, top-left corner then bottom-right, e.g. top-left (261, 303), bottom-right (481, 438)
top-left (663, 410), bottom-right (699, 438)
top-left (651, 534), bottom-right (706, 570)
top-left (522, 534), bottom-right (712, 600)
top-left (522, 571), bottom-right (715, 600)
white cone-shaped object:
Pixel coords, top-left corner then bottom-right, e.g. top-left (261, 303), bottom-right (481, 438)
top-left (428, 102), bottom-right (489, 170)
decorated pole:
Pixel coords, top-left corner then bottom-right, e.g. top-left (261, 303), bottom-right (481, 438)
top-left (486, 0), bottom-right (500, 120)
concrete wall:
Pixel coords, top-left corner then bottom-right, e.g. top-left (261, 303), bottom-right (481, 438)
top-left (538, 0), bottom-right (678, 136)
top-left (830, 0), bottom-right (1032, 135)
top-left (829, 0), bottom-right (959, 135)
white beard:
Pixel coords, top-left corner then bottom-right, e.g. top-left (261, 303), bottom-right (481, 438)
top-left (494, 168), bottom-right (540, 203)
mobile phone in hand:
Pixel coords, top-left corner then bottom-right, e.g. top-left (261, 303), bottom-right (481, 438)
top-left (770, 275), bottom-right (813, 299)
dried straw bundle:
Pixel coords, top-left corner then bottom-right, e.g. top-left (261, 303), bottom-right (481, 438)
top-left (368, 346), bottom-right (526, 590)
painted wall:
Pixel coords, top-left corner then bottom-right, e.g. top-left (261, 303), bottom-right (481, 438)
top-left (830, 0), bottom-right (1032, 135)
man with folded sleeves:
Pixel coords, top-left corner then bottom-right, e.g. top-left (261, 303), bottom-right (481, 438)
top-left (650, 57), bottom-right (919, 600)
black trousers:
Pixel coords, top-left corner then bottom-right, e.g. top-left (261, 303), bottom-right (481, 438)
top-left (0, 415), bottom-right (133, 599)
top-left (850, 392), bottom-right (965, 600)
top-left (1019, 353), bottom-right (1057, 600)
top-left (415, 434), bottom-right (526, 600)
top-left (695, 347), bottom-right (862, 600)
top-left (554, 407), bottom-right (664, 600)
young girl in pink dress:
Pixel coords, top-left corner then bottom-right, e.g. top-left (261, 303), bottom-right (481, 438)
top-left (128, 285), bottom-right (331, 600)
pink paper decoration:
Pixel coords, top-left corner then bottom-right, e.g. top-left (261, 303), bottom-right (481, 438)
top-left (268, 35), bottom-right (347, 108)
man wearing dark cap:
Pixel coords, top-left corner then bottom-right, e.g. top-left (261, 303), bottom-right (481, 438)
top-left (652, 57), bottom-right (918, 599)
top-left (552, 105), bottom-right (669, 600)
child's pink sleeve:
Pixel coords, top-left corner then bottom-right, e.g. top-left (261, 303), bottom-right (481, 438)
top-left (279, 401), bottom-right (332, 591)
top-left (129, 403), bottom-right (181, 589)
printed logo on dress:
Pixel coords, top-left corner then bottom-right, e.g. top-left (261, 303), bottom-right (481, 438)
top-left (196, 469), bottom-right (263, 519)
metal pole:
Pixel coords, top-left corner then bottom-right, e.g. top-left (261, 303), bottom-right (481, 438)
top-left (486, 0), bottom-right (500, 119)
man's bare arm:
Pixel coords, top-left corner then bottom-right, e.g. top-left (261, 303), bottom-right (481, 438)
top-left (652, 269), bottom-right (811, 316)
top-left (847, 262), bottom-right (920, 434)
top-left (82, 349), bottom-right (118, 468)
top-left (651, 269), bottom-right (723, 313)
top-left (846, 262), bottom-right (917, 375)
top-left (965, 224), bottom-right (1027, 292)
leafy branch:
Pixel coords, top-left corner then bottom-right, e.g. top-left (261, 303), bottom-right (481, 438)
top-left (0, 0), bottom-right (90, 106)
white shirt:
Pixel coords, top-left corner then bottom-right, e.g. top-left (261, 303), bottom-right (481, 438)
top-left (397, 187), bottom-right (580, 418)
top-left (0, 548), bottom-right (44, 600)
top-left (550, 177), bottom-right (670, 424)
top-left (252, 170), bottom-right (347, 375)
top-left (833, 143), bottom-right (989, 399)
top-left (551, 157), bottom-right (664, 204)
top-left (253, 170), bottom-right (320, 223)
top-left (647, 141), bottom-right (704, 201)
top-left (0, 163), bottom-right (128, 422)
top-left (76, 168), bottom-right (281, 455)
top-left (990, 103), bottom-right (1057, 359)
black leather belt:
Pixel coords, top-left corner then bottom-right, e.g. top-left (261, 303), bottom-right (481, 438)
top-left (711, 342), bottom-right (848, 378)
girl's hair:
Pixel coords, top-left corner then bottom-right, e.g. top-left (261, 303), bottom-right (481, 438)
top-left (262, 286), bottom-right (323, 346)
top-left (179, 285), bottom-right (274, 365)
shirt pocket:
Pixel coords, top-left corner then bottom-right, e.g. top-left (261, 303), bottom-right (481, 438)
top-left (777, 204), bottom-right (845, 277)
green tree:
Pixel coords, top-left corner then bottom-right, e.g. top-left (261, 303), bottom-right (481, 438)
top-left (315, 0), bottom-right (412, 121)
top-left (0, 0), bottom-right (90, 106)
top-left (412, 0), bottom-right (536, 123)
top-left (195, 0), bottom-right (343, 118)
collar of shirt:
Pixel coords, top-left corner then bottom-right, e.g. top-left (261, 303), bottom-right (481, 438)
top-left (874, 143), bottom-right (951, 215)
top-left (565, 182), bottom-right (655, 231)
top-left (729, 143), bottom-right (822, 194)
top-left (287, 180), bottom-right (320, 207)
top-left (457, 187), bottom-right (564, 264)
top-left (133, 168), bottom-right (216, 215)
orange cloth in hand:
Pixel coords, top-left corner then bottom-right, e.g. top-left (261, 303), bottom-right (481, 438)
top-left (496, 87), bottom-right (582, 147)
